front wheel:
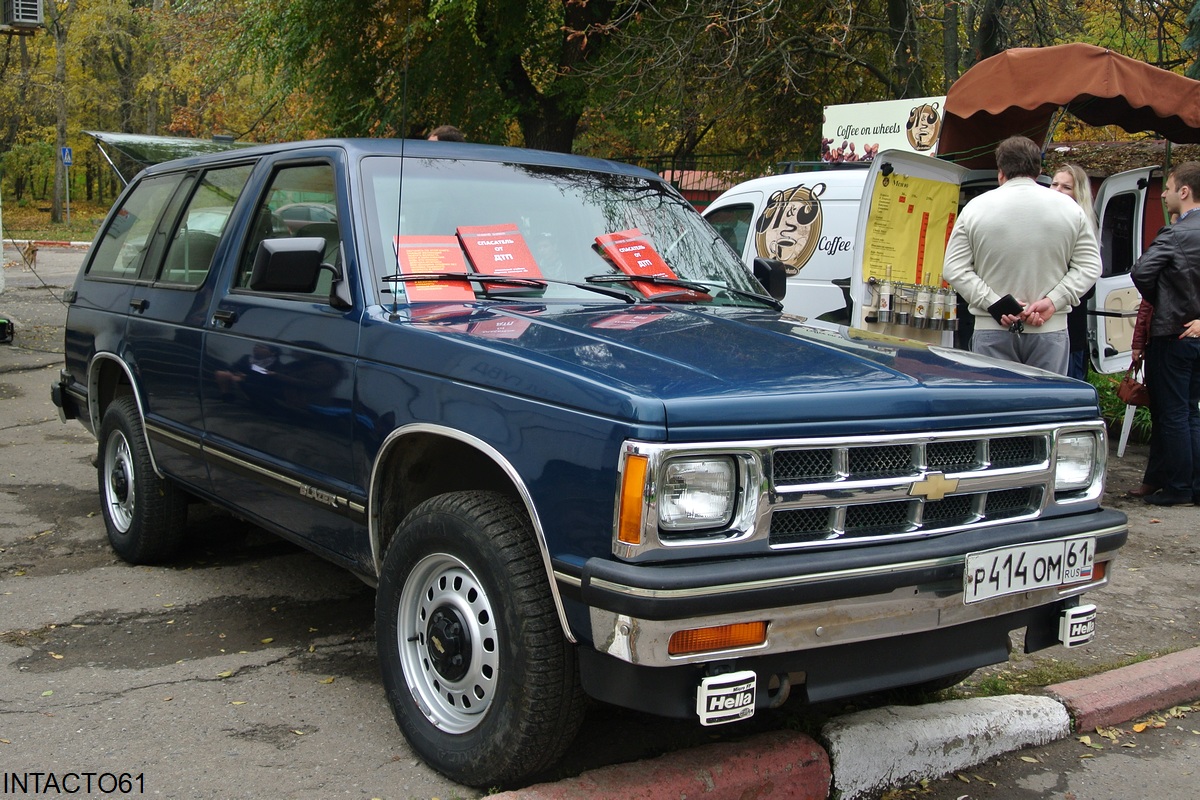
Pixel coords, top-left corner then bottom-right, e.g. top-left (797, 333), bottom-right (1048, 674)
top-left (97, 396), bottom-right (188, 564)
top-left (376, 491), bottom-right (585, 788)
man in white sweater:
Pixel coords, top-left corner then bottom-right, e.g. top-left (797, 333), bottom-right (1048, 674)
top-left (943, 136), bottom-right (1102, 374)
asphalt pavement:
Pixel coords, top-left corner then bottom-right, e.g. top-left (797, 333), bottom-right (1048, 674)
top-left (5, 244), bottom-right (1199, 800)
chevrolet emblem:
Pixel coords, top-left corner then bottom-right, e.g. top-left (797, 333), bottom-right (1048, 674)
top-left (909, 472), bottom-right (959, 501)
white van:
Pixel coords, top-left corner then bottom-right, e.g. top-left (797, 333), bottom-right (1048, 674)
top-left (704, 167), bottom-right (869, 327)
top-left (705, 152), bottom-right (1154, 373)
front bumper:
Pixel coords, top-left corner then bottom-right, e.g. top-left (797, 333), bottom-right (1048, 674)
top-left (565, 509), bottom-right (1126, 668)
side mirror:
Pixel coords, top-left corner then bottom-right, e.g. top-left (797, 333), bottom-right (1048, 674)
top-left (752, 257), bottom-right (788, 300)
top-left (249, 237), bottom-right (326, 293)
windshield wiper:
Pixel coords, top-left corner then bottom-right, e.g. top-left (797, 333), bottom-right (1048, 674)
top-left (381, 272), bottom-right (637, 303)
top-left (585, 274), bottom-right (783, 311)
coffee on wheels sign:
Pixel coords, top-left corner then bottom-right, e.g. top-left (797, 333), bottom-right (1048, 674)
top-left (822, 96), bottom-right (946, 163)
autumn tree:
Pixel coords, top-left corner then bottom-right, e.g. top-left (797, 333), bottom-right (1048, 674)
top-left (231, 0), bottom-right (626, 152)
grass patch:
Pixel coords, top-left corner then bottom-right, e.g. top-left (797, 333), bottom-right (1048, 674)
top-left (952, 650), bottom-right (1167, 698)
top-left (2, 200), bottom-right (108, 243)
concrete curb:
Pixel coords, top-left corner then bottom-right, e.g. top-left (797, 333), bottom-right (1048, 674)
top-left (497, 646), bottom-right (1200, 800)
top-left (822, 694), bottom-right (1069, 800)
top-left (1046, 646), bottom-right (1200, 732)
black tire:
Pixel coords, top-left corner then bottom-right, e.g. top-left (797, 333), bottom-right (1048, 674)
top-left (376, 491), bottom-right (585, 788)
top-left (97, 396), bottom-right (188, 564)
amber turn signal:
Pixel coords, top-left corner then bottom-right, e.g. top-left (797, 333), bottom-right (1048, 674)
top-left (617, 454), bottom-right (649, 545)
top-left (668, 621), bottom-right (768, 656)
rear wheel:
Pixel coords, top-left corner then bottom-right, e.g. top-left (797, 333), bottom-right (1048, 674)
top-left (97, 396), bottom-right (188, 564)
top-left (376, 491), bottom-right (585, 788)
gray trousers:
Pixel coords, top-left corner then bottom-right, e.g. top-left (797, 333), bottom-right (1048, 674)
top-left (970, 329), bottom-right (1071, 376)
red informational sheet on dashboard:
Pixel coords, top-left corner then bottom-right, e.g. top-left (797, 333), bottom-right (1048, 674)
top-left (456, 224), bottom-right (543, 282)
top-left (593, 228), bottom-right (706, 300)
top-left (393, 235), bottom-right (475, 302)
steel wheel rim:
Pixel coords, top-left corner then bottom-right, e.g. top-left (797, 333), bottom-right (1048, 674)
top-left (397, 552), bottom-right (499, 733)
top-left (103, 431), bottom-right (135, 533)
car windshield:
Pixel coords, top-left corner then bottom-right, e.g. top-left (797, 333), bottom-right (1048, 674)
top-left (360, 156), bottom-right (768, 306)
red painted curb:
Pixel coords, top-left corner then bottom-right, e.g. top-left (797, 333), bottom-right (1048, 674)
top-left (1046, 645), bottom-right (1200, 732)
top-left (491, 730), bottom-right (830, 800)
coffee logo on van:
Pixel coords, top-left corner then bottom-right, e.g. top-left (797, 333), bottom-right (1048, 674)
top-left (906, 102), bottom-right (941, 151)
top-left (754, 183), bottom-right (825, 276)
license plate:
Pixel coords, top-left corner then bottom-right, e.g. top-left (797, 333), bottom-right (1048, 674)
top-left (964, 537), bottom-right (1095, 604)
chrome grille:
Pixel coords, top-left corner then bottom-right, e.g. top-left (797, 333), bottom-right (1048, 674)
top-left (990, 436), bottom-right (1046, 468)
top-left (767, 431), bottom-right (1053, 549)
top-left (773, 449), bottom-right (834, 482)
top-left (848, 445), bottom-right (912, 477)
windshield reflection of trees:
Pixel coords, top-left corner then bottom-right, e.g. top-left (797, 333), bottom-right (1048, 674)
top-left (367, 158), bottom-right (761, 303)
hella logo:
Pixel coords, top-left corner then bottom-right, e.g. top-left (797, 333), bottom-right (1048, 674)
top-left (706, 691), bottom-right (753, 712)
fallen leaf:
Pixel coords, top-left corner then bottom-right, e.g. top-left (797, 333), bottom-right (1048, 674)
top-left (0, 739), bottom-right (11, 744)
top-left (260, 638), bottom-right (274, 644)
top-left (162, 697), bottom-right (172, 702)
top-left (49, 652), bottom-right (63, 660)
top-left (1020, 755), bottom-right (1040, 763)
top-left (319, 677), bottom-right (335, 685)
top-left (291, 729), bottom-right (305, 736)
top-left (1079, 753), bottom-right (1095, 759)
top-left (1078, 735), bottom-right (1092, 745)
top-left (41, 690), bottom-right (52, 697)
top-left (231, 701), bottom-right (247, 706)
top-left (217, 670), bottom-right (233, 679)
top-left (1122, 743), bottom-right (1137, 748)
top-left (955, 773), bottom-right (970, 783)
top-left (1133, 722), bottom-right (1148, 733)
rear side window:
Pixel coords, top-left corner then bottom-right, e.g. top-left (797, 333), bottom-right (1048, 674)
top-left (87, 173), bottom-right (185, 280)
top-left (158, 164), bottom-right (254, 286)
top-left (705, 203), bottom-right (755, 258)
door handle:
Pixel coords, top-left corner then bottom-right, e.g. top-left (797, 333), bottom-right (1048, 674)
top-left (212, 309), bottom-right (238, 327)
top-left (129, 298), bottom-right (148, 312)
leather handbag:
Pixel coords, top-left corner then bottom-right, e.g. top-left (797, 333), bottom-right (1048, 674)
top-left (1116, 364), bottom-right (1150, 407)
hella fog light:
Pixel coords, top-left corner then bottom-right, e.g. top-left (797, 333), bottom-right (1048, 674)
top-left (659, 457), bottom-right (736, 530)
top-left (1055, 432), bottom-right (1096, 491)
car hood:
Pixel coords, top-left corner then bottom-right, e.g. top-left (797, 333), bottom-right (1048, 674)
top-left (383, 303), bottom-right (1099, 440)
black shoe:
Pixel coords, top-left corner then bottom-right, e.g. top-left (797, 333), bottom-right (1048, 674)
top-left (1144, 490), bottom-right (1193, 506)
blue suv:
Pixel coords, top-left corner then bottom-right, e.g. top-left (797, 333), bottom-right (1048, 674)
top-left (53, 138), bottom-right (1126, 787)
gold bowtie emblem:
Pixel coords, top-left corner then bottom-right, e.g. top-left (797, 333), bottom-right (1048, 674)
top-left (909, 472), bottom-right (959, 501)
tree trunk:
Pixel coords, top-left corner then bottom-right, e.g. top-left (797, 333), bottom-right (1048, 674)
top-left (974, 0), bottom-right (1007, 63)
top-left (48, 1), bottom-right (76, 224)
top-left (942, 1), bottom-right (960, 91)
top-left (886, 0), bottom-right (925, 97)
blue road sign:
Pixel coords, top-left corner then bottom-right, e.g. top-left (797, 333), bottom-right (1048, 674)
top-left (61, 146), bottom-right (73, 166)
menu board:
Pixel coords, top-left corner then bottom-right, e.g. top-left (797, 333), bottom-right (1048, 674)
top-left (862, 172), bottom-right (958, 285)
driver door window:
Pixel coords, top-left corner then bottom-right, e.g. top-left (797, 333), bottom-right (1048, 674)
top-left (239, 163), bottom-right (340, 296)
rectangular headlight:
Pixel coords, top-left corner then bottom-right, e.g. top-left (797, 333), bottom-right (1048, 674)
top-left (1055, 432), bottom-right (1096, 491)
top-left (658, 457), bottom-right (737, 531)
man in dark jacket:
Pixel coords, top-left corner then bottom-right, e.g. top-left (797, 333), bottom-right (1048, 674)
top-left (1131, 162), bottom-right (1200, 506)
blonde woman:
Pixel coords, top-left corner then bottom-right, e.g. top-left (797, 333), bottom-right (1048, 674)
top-left (1049, 164), bottom-right (1099, 380)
